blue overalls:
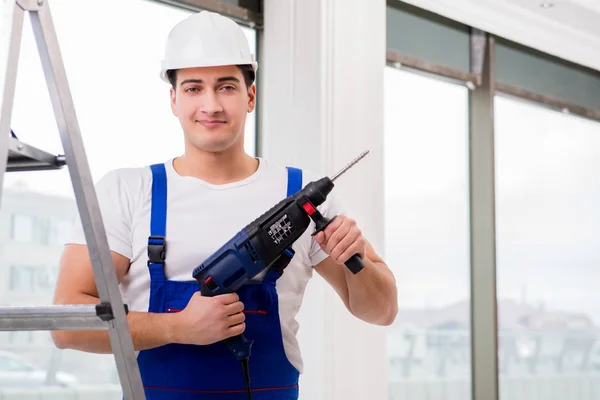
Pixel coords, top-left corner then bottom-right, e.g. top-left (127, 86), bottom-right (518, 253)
top-left (136, 163), bottom-right (303, 399)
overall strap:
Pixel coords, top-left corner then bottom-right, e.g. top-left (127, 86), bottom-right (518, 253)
top-left (264, 166), bottom-right (303, 284)
top-left (147, 163), bottom-right (168, 283)
top-left (286, 166), bottom-right (302, 197)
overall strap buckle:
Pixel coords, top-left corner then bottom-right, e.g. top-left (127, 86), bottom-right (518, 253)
top-left (147, 235), bottom-right (166, 265)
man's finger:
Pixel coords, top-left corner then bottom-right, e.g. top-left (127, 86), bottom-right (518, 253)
top-left (326, 220), bottom-right (351, 254)
top-left (225, 300), bottom-right (245, 315)
top-left (227, 311), bottom-right (246, 326)
top-left (219, 293), bottom-right (240, 304)
top-left (314, 231), bottom-right (325, 244)
top-left (322, 215), bottom-right (344, 242)
top-left (330, 227), bottom-right (359, 262)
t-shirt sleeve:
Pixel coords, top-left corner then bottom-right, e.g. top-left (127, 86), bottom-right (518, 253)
top-left (307, 185), bottom-right (349, 267)
top-left (66, 169), bottom-right (134, 260)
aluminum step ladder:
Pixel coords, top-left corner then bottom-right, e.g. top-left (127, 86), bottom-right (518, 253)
top-left (0, 1), bottom-right (145, 398)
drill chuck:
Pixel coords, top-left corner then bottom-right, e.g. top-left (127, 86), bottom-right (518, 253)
top-left (300, 178), bottom-right (334, 207)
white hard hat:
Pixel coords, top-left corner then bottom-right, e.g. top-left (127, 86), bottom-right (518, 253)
top-left (160, 11), bottom-right (258, 82)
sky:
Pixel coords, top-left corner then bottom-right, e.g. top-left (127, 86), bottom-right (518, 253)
top-left (3, 0), bottom-right (600, 327)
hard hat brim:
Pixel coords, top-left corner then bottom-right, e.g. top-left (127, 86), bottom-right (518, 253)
top-left (160, 58), bottom-right (258, 83)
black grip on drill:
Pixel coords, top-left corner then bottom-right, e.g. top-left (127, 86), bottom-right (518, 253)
top-left (345, 254), bottom-right (365, 274)
top-left (308, 209), bottom-right (365, 275)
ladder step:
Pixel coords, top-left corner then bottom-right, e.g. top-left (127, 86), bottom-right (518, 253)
top-left (0, 305), bottom-right (112, 331)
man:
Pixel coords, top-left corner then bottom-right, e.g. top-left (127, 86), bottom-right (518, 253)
top-left (51, 10), bottom-right (397, 399)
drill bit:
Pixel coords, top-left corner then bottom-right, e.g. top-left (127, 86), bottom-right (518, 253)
top-left (330, 150), bottom-right (370, 182)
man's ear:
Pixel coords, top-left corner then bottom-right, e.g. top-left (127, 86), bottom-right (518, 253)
top-left (247, 84), bottom-right (256, 113)
top-left (170, 87), bottom-right (177, 116)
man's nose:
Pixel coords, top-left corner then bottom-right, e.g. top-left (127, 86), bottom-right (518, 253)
top-left (201, 90), bottom-right (224, 114)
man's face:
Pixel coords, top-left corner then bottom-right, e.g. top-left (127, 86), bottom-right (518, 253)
top-left (170, 65), bottom-right (256, 153)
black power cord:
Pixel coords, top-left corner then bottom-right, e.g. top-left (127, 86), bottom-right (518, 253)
top-left (239, 358), bottom-right (253, 400)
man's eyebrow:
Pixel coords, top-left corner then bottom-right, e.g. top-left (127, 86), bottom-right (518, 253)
top-left (180, 79), bottom-right (203, 86)
top-left (217, 76), bottom-right (240, 83)
top-left (179, 77), bottom-right (240, 86)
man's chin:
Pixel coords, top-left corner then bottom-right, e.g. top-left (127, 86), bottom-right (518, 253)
top-left (185, 129), bottom-right (242, 153)
top-left (190, 139), bottom-right (237, 154)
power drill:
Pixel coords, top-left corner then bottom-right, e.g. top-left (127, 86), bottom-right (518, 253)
top-left (192, 151), bottom-right (369, 399)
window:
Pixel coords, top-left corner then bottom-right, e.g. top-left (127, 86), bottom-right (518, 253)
top-left (52, 219), bottom-right (76, 246)
top-left (9, 331), bottom-right (33, 345)
top-left (37, 266), bottom-right (57, 291)
top-left (0, 354), bottom-right (33, 372)
top-left (34, 217), bottom-right (51, 246)
top-left (10, 215), bottom-right (58, 245)
top-left (495, 95), bottom-right (600, 399)
top-left (10, 266), bottom-right (37, 292)
top-left (10, 214), bottom-right (34, 242)
top-left (9, 265), bottom-right (52, 292)
top-left (384, 67), bottom-right (471, 399)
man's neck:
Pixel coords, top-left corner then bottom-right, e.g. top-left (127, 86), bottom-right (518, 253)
top-left (172, 147), bottom-right (259, 185)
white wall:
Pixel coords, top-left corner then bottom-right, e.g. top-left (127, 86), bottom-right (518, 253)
top-left (261, 0), bottom-right (388, 399)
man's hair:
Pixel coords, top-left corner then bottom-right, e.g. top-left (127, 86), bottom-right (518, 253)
top-left (166, 65), bottom-right (255, 90)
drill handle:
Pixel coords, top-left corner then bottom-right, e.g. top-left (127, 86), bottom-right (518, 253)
top-left (345, 254), bottom-right (365, 275)
top-left (310, 211), bottom-right (365, 275)
top-left (224, 334), bottom-right (253, 361)
top-left (200, 283), bottom-right (212, 297)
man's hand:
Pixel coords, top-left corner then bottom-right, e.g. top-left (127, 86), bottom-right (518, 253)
top-left (172, 293), bottom-right (246, 346)
top-left (313, 214), bottom-right (367, 265)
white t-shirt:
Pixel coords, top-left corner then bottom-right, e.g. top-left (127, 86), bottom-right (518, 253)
top-left (67, 157), bottom-right (344, 374)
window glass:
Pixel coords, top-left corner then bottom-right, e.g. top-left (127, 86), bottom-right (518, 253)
top-left (495, 95), bottom-right (600, 400)
top-left (10, 331), bottom-right (34, 345)
top-left (11, 214), bottom-right (34, 242)
top-left (10, 266), bottom-right (37, 291)
top-left (0, 353), bottom-right (33, 371)
top-left (53, 219), bottom-right (75, 246)
top-left (384, 66), bottom-right (471, 399)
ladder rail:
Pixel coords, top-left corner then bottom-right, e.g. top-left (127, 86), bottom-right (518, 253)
top-left (0, 2), bottom-right (25, 196)
top-left (0, 1), bottom-right (146, 398)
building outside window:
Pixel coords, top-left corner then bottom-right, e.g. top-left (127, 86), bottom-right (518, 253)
top-left (10, 266), bottom-right (38, 292)
top-left (10, 215), bottom-right (34, 243)
top-left (9, 331), bottom-right (33, 345)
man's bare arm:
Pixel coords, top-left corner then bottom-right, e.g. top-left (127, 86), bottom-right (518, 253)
top-left (314, 241), bottom-right (398, 326)
top-left (52, 244), bottom-right (247, 353)
top-left (51, 244), bottom-right (179, 353)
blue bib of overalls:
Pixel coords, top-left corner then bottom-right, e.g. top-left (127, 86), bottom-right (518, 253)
top-left (136, 163), bottom-right (303, 399)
